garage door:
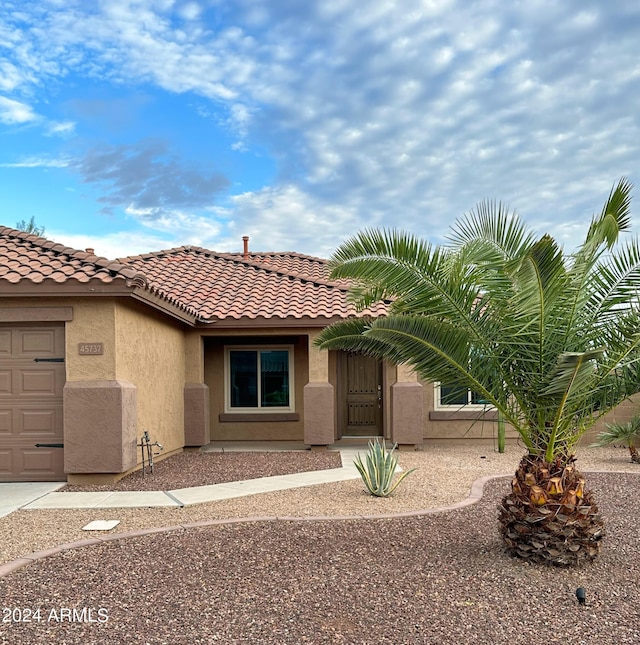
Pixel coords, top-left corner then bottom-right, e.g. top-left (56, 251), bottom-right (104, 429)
top-left (0, 324), bottom-right (65, 481)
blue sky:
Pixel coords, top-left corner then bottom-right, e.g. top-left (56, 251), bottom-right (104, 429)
top-left (1, 1), bottom-right (639, 259)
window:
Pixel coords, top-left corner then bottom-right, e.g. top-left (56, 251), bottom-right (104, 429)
top-left (435, 382), bottom-right (490, 409)
top-left (226, 347), bottom-right (293, 412)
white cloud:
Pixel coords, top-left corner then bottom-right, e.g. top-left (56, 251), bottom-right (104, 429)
top-left (125, 204), bottom-right (223, 247)
top-left (0, 155), bottom-right (69, 168)
top-left (179, 2), bottom-right (202, 21)
top-left (44, 229), bottom-right (178, 261)
top-left (1, 1), bottom-right (640, 256)
top-left (45, 120), bottom-right (76, 136)
top-left (222, 184), bottom-right (366, 256)
top-left (0, 95), bottom-right (39, 124)
top-left (0, 61), bottom-right (25, 92)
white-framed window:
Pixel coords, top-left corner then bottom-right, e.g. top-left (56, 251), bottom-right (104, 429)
top-left (434, 382), bottom-right (491, 410)
top-left (225, 346), bottom-right (294, 412)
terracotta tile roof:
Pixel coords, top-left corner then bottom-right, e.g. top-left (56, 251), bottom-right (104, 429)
top-left (0, 226), bottom-right (146, 285)
top-left (0, 226), bottom-right (197, 319)
top-left (230, 252), bottom-right (353, 288)
top-left (0, 226), bottom-right (388, 324)
top-left (120, 246), bottom-right (388, 322)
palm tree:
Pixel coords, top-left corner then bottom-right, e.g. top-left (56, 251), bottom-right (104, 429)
top-left (316, 178), bottom-right (640, 566)
top-left (593, 416), bottom-right (640, 463)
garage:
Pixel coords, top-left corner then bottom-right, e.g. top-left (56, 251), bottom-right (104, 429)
top-left (0, 324), bottom-right (65, 481)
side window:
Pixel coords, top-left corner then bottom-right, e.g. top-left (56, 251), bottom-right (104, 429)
top-left (435, 382), bottom-right (488, 408)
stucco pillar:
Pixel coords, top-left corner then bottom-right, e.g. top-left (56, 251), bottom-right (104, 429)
top-left (184, 382), bottom-right (210, 446)
top-left (391, 364), bottom-right (424, 450)
top-left (304, 332), bottom-right (335, 447)
top-left (63, 380), bottom-right (137, 474)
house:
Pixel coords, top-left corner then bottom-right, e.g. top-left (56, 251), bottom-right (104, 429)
top-left (1, 227), bottom-right (623, 483)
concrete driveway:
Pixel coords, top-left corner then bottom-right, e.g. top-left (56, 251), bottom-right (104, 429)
top-left (0, 482), bottom-right (65, 518)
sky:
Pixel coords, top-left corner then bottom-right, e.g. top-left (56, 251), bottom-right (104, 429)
top-left (1, 1), bottom-right (639, 260)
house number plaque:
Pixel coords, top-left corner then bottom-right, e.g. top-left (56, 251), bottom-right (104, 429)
top-left (78, 343), bottom-right (104, 355)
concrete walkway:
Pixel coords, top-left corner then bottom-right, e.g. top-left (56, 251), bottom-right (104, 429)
top-left (0, 447), bottom-right (368, 515)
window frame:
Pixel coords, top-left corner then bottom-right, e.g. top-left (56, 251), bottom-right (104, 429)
top-left (224, 345), bottom-right (295, 414)
top-left (434, 382), bottom-right (493, 411)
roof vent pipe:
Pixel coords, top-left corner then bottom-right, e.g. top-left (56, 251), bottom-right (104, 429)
top-left (242, 236), bottom-right (249, 259)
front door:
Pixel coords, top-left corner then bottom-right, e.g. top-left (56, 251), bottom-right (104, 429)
top-left (338, 352), bottom-right (383, 437)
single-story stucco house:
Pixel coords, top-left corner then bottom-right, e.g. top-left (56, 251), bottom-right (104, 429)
top-left (0, 226), bottom-right (631, 483)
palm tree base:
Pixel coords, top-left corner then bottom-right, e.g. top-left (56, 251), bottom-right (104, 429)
top-left (499, 454), bottom-right (605, 566)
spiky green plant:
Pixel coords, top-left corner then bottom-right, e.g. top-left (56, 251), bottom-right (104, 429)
top-left (592, 416), bottom-right (640, 463)
top-left (353, 439), bottom-right (416, 497)
top-left (317, 178), bottom-right (640, 565)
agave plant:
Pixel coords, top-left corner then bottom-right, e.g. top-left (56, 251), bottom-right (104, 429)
top-left (593, 416), bottom-right (640, 463)
top-left (316, 178), bottom-right (640, 566)
top-left (353, 439), bottom-right (416, 497)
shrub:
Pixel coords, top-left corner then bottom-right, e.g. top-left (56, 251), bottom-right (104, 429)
top-left (354, 439), bottom-right (416, 497)
top-left (592, 416), bottom-right (640, 463)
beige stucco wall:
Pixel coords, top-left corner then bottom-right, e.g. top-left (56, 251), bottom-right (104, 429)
top-left (184, 331), bottom-right (205, 382)
top-left (65, 299), bottom-right (118, 380)
top-left (114, 299), bottom-right (186, 454)
top-left (420, 377), bottom-right (520, 445)
top-left (0, 297), bottom-right (118, 381)
top-left (204, 330), bottom-right (309, 441)
top-left (580, 394), bottom-right (640, 446)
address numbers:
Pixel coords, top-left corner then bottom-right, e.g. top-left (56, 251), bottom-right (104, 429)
top-left (78, 343), bottom-right (104, 355)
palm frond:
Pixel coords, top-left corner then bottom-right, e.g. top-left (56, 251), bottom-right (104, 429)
top-left (318, 178), bottom-right (640, 462)
top-left (447, 200), bottom-right (535, 261)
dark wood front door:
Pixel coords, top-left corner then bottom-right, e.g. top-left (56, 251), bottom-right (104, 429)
top-left (338, 352), bottom-right (383, 437)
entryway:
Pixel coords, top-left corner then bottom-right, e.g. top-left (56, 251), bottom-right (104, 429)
top-left (337, 352), bottom-right (383, 438)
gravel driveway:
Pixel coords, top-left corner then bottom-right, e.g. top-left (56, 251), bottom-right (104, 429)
top-left (0, 446), bottom-right (638, 644)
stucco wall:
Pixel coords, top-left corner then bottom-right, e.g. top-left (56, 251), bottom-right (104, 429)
top-left (184, 331), bottom-right (205, 382)
top-left (580, 394), bottom-right (640, 446)
top-left (420, 377), bottom-right (520, 445)
top-left (204, 332), bottom-right (308, 441)
top-left (114, 300), bottom-right (186, 454)
top-left (65, 299), bottom-right (117, 380)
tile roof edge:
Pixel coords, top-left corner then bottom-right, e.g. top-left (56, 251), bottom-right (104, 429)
top-left (0, 224), bottom-right (149, 288)
top-left (131, 285), bottom-right (200, 322)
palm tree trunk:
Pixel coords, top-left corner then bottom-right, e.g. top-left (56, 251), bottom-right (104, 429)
top-left (499, 454), bottom-right (605, 566)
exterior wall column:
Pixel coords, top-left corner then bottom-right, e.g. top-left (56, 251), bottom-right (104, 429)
top-left (63, 300), bottom-right (140, 479)
top-left (303, 331), bottom-right (335, 448)
top-left (64, 380), bottom-right (137, 475)
top-left (390, 363), bottom-right (424, 450)
top-left (184, 333), bottom-right (209, 447)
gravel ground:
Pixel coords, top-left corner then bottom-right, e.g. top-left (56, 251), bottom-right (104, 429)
top-left (60, 451), bottom-right (343, 492)
top-left (0, 445), bottom-right (638, 644)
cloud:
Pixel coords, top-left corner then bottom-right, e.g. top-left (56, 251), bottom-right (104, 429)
top-left (1, 1), bottom-right (640, 256)
top-left (0, 155), bottom-right (70, 168)
top-left (45, 120), bottom-right (76, 136)
top-left (0, 96), bottom-right (39, 124)
top-left (43, 229), bottom-right (179, 261)
top-left (73, 139), bottom-right (230, 215)
top-left (0, 61), bottom-right (25, 92)
top-left (125, 205), bottom-right (223, 244)
top-left (221, 184), bottom-right (366, 256)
